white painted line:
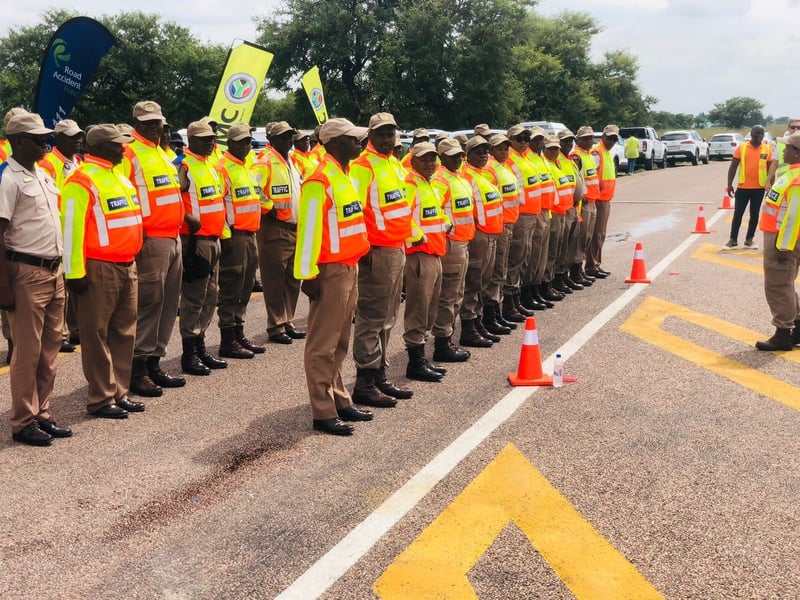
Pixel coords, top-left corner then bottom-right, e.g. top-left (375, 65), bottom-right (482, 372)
top-left (275, 208), bottom-right (729, 600)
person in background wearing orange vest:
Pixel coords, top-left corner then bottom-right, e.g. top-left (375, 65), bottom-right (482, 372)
top-left (176, 119), bottom-right (228, 376)
top-left (402, 142), bottom-right (450, 382)
top-left (215, 122), bottom-right (266, 359)
top-left (459, 135), bottom-right (506, 345)
top-left (40, 118), bottom-right (85, 353)
top-left (62, 124), bottom-right (145, 420)
top-left (556, 129), bottom-right (586, 292)
top-left (294, 117), bottom-right (372, 436)
top-left (755, 132), bottom-right (800, 351)
top-left (308, 124), bottom-right (326, 167)
top-left (400, 128), bottom-right (429, 171)
top-left (0, 113), bottom-right (70, 446)
top-left (122, 100), bottom-right (197, 397)
top-left (431, 138), bottom-right (476, 357)
top-left (570, 126), bottom-right (600, 285)
top-left (725, 124), bottom-right (775, 250)
top-left (485, 134), bottom-right (523, 327)
top-left (253, 121), bottom-right (305, 345)
top-left (543, 135), bottom-right (575, 297)
top-left (586, 124), bottom-right (618, 278)
top-left (350, 112), bottom-right (415, 408)
top-left (290, 130), bottom-right (313, 179)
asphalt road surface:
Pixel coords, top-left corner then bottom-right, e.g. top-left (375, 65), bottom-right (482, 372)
top-left (2, 159), bottom-right (799, 599)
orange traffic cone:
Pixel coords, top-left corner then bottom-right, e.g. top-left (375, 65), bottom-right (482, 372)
top-left (508, 317), bottom-right (552, 386)
top-left (625, 242), bottom-right (652, 284)
top-left (719, 190), bottom-right (733, 209)
top-left (692, 205), bottom-right (711, 234)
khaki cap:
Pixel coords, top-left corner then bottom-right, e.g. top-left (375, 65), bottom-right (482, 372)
top-left (227, 122), bottom-right (254, 142)
top-left (779, 132), bottom-right (800, 151)
top-left (489, 134), bottom-right (511, 147)
top-left (543, 135), bottom-right (561, 149)
top-left (410, 141), bottom-right (437, 158)
top-left (132, 100), bottom-right (165, 122)
top-left (576, 125), bottom-right (594, 138)
top-left (507, 124), bottom-right (527, 137)
top-left (54, 119), bottom-right (83, 136)
top-left (603, 124), bottom-right (620, 136)
top-left (438, 138), bottom-right (465, 157)
top-left (368, 112), bottom-right (397, 130)
top-left (529, 126), bottom-right (546, 139)
top-left (3, 107), bottom-right (28, 128)
top-left (200, 116), bottom-right (218, 127)
top-left (293, 130), bottom-right (311, 141)
top-left (474, 123), bottom-right (491, 136)
top-left (269, 121), bottom-right (297, 137)
top-left (465, 135), bottom-right (489, 153)
top-left (453, 133), bottom-right (469, 146)
top-left (412, 128), bottom-right (429, 138)
top-left (86, 123), bottom-right (133, 146)
top-left (434, 131), bottom-right (449, 143)
top-left (117, 123), bottom-right (134, 135)
top-left (557, 129), bottom-right (575, 140)
top-left (5, 113), bottom-right (53, 136)
top-left (394, 132), bottom-right (403, 147)
top-left (319, 118), bottom-right (368, 144)
top-left (187, 120), bottom-right (216, 138)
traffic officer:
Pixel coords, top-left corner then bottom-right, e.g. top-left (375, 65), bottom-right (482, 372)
top-left (122, 100), bottom-right (194, 397)
top-left (570, 126), bottom-right (600, 285)
top-left (755, 132), bottom-right (800, 351)
top-left (556, 129), bottom-right (585, 292)
top-left (252, 121), bottom-right (305, 344)
top-left (291, 130), bottom-right (314, 179)
top-left (587, 125), bottom-right (619, 278)
top-left (216, 122), bottom-right (265, 358)
top-left (543, 135), bottom-right (574, 297)
top-left (459, 135), bottom-right (505, 346)
top-left (177, 119), bottom-right (228, 375)
top-left (402, 142), bottom-right (449, 382)
top-left (0, 112), bottom-right (71, 446)
top-left (350, 112), bottom-right (416, 408)
top-left (400, 128), bottom-right (429, 171)
top-left (62, 124), bottom-right (145, 420)
top-left (294, 117), bottom-right (372, 436)
top-left (431, 138), bottom-right (476, 357)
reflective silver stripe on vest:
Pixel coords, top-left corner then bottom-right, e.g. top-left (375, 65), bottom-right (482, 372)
top-left (421, 223), bottom-right (447, 234)
top-left (486, 206), bottom-right (503, 217)
top-left (327, 194), bottom-right (340, 254)
top-left (341, 223), bottom-right (367, 238)
top-left (155, 193), bottom-right (181, 206)
top-left (107, 215), bottom-right (142, 229)
top-left (235, 204), bottom-right (260, 214)
top-left (454, 215), bottom-right (473, 225)
top-left (273, 200), bottom-right (293, 209)
top-left (384, 205), bottom-right (411, 220)
top-left (199, 204), bottom-right (224, 214)
top-left (93, 202), bottom-right (110, 247)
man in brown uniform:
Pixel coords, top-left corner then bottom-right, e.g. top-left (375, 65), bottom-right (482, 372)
top-left (0, 113), bottom-right (71, 446)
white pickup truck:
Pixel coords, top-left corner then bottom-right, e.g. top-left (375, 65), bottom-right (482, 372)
top-left (619, 126), bottom-right (667, 170)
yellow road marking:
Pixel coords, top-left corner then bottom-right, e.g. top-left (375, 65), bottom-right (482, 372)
top-left (374, 443), bottom-right (664, 600)
top-left (621, 296), bottom-right (800, 412)
top-left (691, 243), bottom-right (764, 275)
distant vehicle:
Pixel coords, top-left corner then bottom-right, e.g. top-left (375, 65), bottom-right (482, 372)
top-left (708, 132), bottom-right (744, 160)
top-left (251, 126), bottom-right (268, 149)
top-left (448, 128), bottom-right (505, 141)
top-left (662, 130), bottom-right (709, 166)
top-left (519, 121), bottom-right (568, 137)
top-left (592, 133), bottom-right (627, 174)
top-left (618, 126), bottom-right (666, 170)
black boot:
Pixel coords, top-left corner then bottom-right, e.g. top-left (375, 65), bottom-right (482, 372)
top-left (482, 303), bottom-right (511, 335)
top-left (540, 282), bottom-right (563, 302)
top-left (562, 270), bottom-right (584, 291)
top-left (130, 356), bottom-right (163, 397)
top-left (513, 288), bottom-right (536, 316)
top-left (234, 324), bottom-right (265, 354)
top-left (5, 339), bottom-right (11, 365)
top-left (532, 285), bottom-right (554, 308)
top-left (475, 312), bottom-right (502, 343)
top-left (196, 335), bottom-right (227, 369)
top-left (493, 300), bottom-right (518, 330)
top-left (580, 265), bottom-right (596, 283)
top-left (147, 356), bottom-right (186, 388)
top-left (571, 264), bottom-right (592, 286)
top-left (502, 295), bottom-right (526, 323)
top-left (755, 328), bottom-right (793, 351)
top-left (433, 335), bottom-right (470, 362)
top-left (375, 366), bottom-right (414, 399)
top-left (218, 327), bottom-right (254, 359)
top-left (405, 345), bottom-right (443, 382)
top-left (792, 320), bottom-right (800, 346)
top-left (181, 337), bottom-right (211, 376)
top-left (552, 275), bottom-right (573, 294)
top-left (459, 319), bottom-right (493, 348)
top-left (352, 369), bottom-right (398, 407)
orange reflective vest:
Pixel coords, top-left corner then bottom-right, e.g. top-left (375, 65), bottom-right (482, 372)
top-left (486, 157), bottom-right (520, 224)
top-left (528, 152), bottom-right (555, 211)
top-left (550, 156), bottom-right (576, 214)
top-left (179, 150), bottom-right (226, 237)
top-left (253, 146), bottom-right (299, 221)
top-left (508, 148), bottom-right (541, 215)
top-left (122, 131), bottom-right (184, 237)
top-left (0, 139), bottom-right (10, 163)
top-left (432, 167), bottom-right (475, 242)
top-left (294, 155), bottom-right (370, 279)
top-left (592, 142), bottom-right (616, 201)
top-left (738, 141), bottom-right (772, 188)
top-left (350, 142), bottom-right (415, 247)
top-left (570, 147), bottom-right (600, 202)
top-left (461, 162), bottom-right (503, 234)
top-left (760, 164), bottom-right (800, 237)
top-left (61, 154), bottom-right (143, 278)
top-left (218, 151), bottom-right (262, 233)
top-left (405, 169), bottom-right (449, 256)
top-left (290, 149), bottom-right (314, 180)
top-left (40, 148), bottom-right (81, 191)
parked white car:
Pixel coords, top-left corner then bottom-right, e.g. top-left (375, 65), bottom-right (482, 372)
top-left (663, 130), bottom-right (709, 166)
top-left (708, 132), bottom-right (744, 160)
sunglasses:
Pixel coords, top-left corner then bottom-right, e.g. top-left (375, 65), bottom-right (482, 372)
top-left (514, 135), bottom-right (531, 142)
top-left (789, 125), bottom-right (800, 131)
top-left (18, 134), bottom-right (50, 147)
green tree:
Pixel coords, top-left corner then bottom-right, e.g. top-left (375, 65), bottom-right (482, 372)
top-left (591, 50), bottom-right (655, 126)
top-left (707, 96), bottom-right (765, 128)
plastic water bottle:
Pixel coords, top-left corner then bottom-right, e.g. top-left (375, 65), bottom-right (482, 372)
top-left (552, 353), bottom-right (564, 388)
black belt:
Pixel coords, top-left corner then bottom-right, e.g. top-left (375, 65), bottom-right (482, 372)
top-left (111, 260), bottom-right (135, 267)
top-left (6, 250), bottom-right (61, 271)
top-left (230, 229), bottom-right (256, 237)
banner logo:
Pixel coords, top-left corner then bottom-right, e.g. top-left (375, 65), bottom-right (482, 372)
top-left (52, 39), bottom-right (71, 68)
top-left (224, 73), bottom-right (257, 104)
top-left (310, 87), bottom-right (324, 111)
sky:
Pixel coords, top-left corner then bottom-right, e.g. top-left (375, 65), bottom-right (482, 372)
top-left (3, 0), bottom-right (800, 118)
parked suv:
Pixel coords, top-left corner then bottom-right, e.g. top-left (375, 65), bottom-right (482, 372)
top-left (708, 133), bottom-right (744, 160)
top-left (618, 126), bottom-right (666, 170)
top-left (662, 130), bottom-right (709, 166)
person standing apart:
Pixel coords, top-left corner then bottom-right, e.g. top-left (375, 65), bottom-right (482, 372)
top-left (0, 113), bottom-right (72, 446)
top-left (725, 125), bottom-right (775, 250)
top-left (624, 133), bottom-right (639, 176)
top-left (294, 118), bottom-right (372, 436)
top-left (62, 124), bottom-right (146, 421)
